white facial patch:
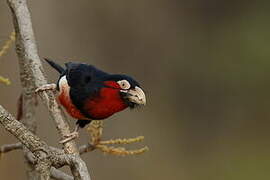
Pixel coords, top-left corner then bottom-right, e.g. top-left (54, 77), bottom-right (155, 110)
top-left (117, 80), bottom-right (131, 90)
top-left (59, 75), bottom-right (70, 93)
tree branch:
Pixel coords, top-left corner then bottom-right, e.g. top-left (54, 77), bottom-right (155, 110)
top-left (0, 105), bottom-right (47, 153)
top-left (51, 168), bottom-right (73, 180)
top-left (5, 0), bottom-right (91, 179)
top-left (0, 142), bottom-right (22, 153)
top-left (26, 153), bottom-right (74, 180)
top-left (0, 104), bottom-right (92, 179)
top-left (7, 0), bottom-right (78, 154)
top-left (79, 144), bottom-right (95, 155)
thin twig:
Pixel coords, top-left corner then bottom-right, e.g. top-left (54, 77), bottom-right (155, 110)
top-left (0, 142), bottom-right (22, 156)
top-left (50, 168), bottom-right (74, 180)
top-left (79, 144), bottom-right (96, 155)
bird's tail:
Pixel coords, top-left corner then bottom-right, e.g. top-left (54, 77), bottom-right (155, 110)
top-left (44, 58), bottom-right (65, 74)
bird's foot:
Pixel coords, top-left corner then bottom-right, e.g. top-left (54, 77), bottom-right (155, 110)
top-left (59, 131), bottom-right (79, 144)
top-left (35, 83), bottom-right (57, 93)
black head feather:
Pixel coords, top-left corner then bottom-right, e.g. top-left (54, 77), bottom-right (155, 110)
top-left (101, 74), bottom-right (141, 89)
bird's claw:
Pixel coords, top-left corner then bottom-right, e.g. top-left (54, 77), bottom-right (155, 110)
top-left (59, 131), bottom-right (79, 144)
top-left (35, 84), bottom-right (57, 93)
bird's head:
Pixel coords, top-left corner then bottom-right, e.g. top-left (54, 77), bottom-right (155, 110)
top-left (101, 74), bottom-right (146, 109)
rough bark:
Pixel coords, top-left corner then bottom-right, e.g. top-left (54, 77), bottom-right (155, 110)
top-left (1, 0), bottom-right (91, 179)
top-left (0, 105), bottom-right (90, 180)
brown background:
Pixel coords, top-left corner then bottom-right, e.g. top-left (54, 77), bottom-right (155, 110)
top-left (1, 0), bottom-right (270, 180)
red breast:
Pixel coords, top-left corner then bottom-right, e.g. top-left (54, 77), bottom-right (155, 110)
top-left (83, 81), bottom-right (128, 119)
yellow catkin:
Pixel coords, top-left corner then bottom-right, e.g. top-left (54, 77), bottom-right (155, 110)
top-left (96, 145), bottom-right (149, 156)
top-left (0, 31), bottom-right (15, 58)
top-left (87, 121), bottom-right (149, 156)
top-left (99, 136), bottom-right (144, 145)
top-left (87, 120), bottom-right (104, 145)
top-left (0, 31), bottom-right (15, 85)
top-left (0, 76), bottom-right (11, 85)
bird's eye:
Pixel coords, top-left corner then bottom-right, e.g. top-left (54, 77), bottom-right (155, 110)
top-left (117, 80), bottom-right (131, 89)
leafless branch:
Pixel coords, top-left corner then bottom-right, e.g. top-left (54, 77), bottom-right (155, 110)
top-left (79, 144), bottom-right (96, 155)
top-left (7, 0), bottom-right (78, 153)
top-left (26, 153), bottom-right (74, 180)
top-left (0, 104), bottom-right (92, 178)
top-left (2, 0), bottom-right (91, 179)
top-left (0, 142), bottom-right (22, 154)
top-left (51, 168), bottom-right (74, 180)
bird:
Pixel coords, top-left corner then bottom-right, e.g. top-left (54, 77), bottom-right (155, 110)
top-left (36, 58), bottom-right (146, 143)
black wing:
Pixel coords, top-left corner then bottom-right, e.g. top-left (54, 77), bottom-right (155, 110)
top-left (65, 62), bottom-right (108, 88)
top-left (65, 62), bottom-right (109, 119)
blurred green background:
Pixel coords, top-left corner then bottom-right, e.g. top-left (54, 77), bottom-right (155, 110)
top-left (1, 0), bottom-right (270, 180)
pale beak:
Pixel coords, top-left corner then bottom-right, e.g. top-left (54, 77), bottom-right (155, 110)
top-left (122, 86), bottom-right (146, 105)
